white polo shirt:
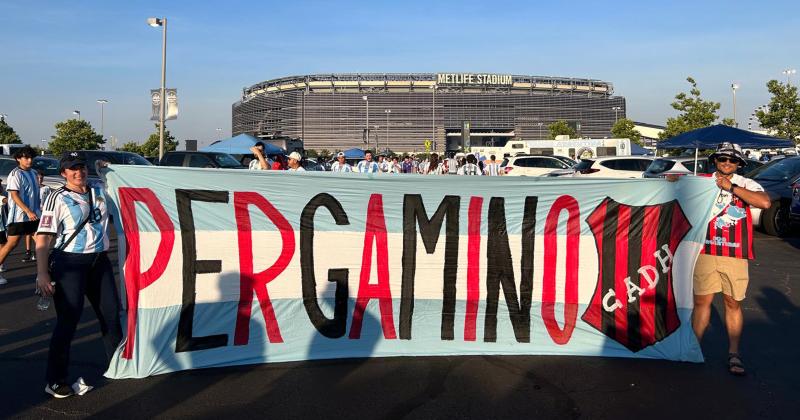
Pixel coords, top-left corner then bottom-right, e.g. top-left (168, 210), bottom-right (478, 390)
top-left (37, 182), bottom-right (110, 253)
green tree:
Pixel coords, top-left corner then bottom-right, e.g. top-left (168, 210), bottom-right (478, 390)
top-left (548, 120), bottom-right (577, 139)
top-left (610, 118), bottom-right (643, 145)
top-left (756, 80), bottom-right (800, 143)
top-left (0, 119), bottom-right (22, 144)
top-left (49, 119), bottom-right (104, 155)
top-left (659, 77), bottom-right (724, 139)
top-left (119, 141), bottom-right (143, 154)
top-left (140, 126), bottom-right (178, 157)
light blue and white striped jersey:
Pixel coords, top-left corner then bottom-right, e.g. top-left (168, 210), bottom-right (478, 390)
top-left (483, 161), bottom-right (502, 176)
top-left (356, 160), bottom-right (380, 173)
top-left (330, 161), bottom-right (353, 173)
top-left (37, 182), bottom-right (110, 253)
top-left (6, 167), bottom-right (41, 223)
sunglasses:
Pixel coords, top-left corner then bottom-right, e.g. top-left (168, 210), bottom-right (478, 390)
top-left (715, 156), bottom-right (740, 164)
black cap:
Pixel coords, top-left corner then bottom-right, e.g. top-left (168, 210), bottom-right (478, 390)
top-left (59, 151), bottom-right (86, 171)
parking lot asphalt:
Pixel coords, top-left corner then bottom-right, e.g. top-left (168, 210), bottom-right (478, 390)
top-left (1, 230), bottom-right (799, 419)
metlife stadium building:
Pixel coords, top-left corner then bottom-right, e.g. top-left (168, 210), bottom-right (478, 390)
top-left (232, 73), bottom-right (626, 153)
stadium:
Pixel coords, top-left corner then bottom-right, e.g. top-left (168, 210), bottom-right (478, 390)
top-left (232, 73), bottom-right (626, 153)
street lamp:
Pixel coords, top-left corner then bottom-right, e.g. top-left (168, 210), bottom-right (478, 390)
top-left (384, 109), bottom-right (391, 153)
top-left (362, 95), bottom-right (369, 147)
top-left (731, 83), bottom-right (739, 127)
top-left (72, 110), bottom-right (81, 121)
top-left (782, 68), bottom-right (796, 85)
top-left (147, 16), bottom-right (168, 160)
top-left (612, 106), bottom-right (622, 122)
top-left (97, 99), bottom-right (108, 139)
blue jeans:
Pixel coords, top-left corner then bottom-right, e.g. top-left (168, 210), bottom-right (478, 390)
top-left (46, 251), bottom-right (122, 384)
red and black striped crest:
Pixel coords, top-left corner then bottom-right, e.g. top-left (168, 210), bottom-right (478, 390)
top-left (582, 198), bottom-right (692, 352)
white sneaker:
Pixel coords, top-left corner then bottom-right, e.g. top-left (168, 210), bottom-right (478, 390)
top-left (0, 275), bottom-right (7, 285)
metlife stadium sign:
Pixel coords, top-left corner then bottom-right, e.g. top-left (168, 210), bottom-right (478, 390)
top-left (436, 73), bottom-right (513, 86)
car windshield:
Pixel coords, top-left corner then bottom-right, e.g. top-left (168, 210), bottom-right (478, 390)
top-left (213, 153), bottom-right (242, 168)
top-left (574, 160), bottom-right (595, 170)
top-left (115, 153), bottom-right (152, 166)
top-left (33, 157), bottom-right (61, 176)
top-left (751, 158), bottom-right (800, 180)
top-left (645, 159), bottom-right (676, 173)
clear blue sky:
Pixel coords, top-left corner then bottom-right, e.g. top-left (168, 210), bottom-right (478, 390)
top-left (2, 0), bottom-right (799, 149)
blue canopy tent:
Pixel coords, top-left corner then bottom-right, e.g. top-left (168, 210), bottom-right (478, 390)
top-left (342, 148), bottom-right (366, 159)
top-left (656, 124), bottom-right (794, 174)
top-left (201, 134), bottom-right (286, 155)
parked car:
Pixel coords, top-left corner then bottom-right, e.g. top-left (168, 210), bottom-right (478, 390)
top-left (500, 155), bottom-right (572, 176)
top-left (159, 151), bottom-right (245, 169)
top-left (747, 156), bottom-right (800, 236)
top-left (571, 156), bottom-right (654, 178)
top-left (32, 156), bottom-right (68, 186)
top-left (643, 156), bottom-right (763, 178)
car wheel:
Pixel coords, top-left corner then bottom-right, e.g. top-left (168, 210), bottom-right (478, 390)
top-left (762, 201), bottom-right (791, 237)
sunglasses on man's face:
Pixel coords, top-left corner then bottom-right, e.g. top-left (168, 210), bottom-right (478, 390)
top-left (716, 156), bottom-right (739, 164)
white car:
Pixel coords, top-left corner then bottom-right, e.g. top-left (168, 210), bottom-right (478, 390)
top-left (572, 156), bottom-right (654, 178)
top-left (500, 155), bottom-right (572, 176)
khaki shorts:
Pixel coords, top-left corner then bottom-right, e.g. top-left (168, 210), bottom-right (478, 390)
top-left (693, 254), bottom-right (749, 300)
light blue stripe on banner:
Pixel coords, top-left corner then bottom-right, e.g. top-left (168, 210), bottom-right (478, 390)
top-left (104, 299), bottom-right (702, 379)
top-left (103, 166), bottom-right (719, 241)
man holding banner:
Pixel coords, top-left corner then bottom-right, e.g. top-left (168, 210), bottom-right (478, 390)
top-left (690, 142), bottom-right (770, 376)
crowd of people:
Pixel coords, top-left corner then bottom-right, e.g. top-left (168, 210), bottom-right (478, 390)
top-left (248, 141), bottom-right (506, 176)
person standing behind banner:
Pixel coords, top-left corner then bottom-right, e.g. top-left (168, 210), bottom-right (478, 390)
top-left (248, 142), bottom-right (271, 170)
top-left (330, 152), bottom-right (353, 173)
top-left (483, 155), bottom-right (503, 176)
top-left (286, 151), bottom-right (306, 172)
top-left (457, 154), bottom-right (482, 175)
top-left (356, 151), bottom-right (380, 173)
top-left (0, 146), bottom-right (41, 285)
top-left (35, 152), bottom-right (122, 398)
top-left (689, 142), bottom-right (770, 377)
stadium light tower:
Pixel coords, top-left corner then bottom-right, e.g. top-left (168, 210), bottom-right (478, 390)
top-left (72, 110), bottom-right (81, 121)
top-left (147, 16), bottom-right (168, 160)
top-left (97, 99), bottom-right (109, 139)
top-left (782, 68), bottom-right (796, 85)
top-left (731, 83), bottom-right (739, 127)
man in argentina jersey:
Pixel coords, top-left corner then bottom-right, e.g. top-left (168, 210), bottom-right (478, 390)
top-left (0, 146), bottom-right (40, 285)
top-left (691, 142), bottom-right (771, 376)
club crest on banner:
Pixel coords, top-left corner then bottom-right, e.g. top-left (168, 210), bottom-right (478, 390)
top-left (582, 198), bottom-right (691, 352)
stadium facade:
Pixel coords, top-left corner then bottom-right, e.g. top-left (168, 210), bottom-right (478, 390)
top-left (232, 73), bottom-right (626, 153)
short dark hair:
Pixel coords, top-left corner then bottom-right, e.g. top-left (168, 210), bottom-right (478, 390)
top-left (13, 146), bottom-right (35, 159)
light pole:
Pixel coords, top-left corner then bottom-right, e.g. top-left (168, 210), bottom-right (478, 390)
top-left (782, 68), bottom-right (796, 85)
top-left (612, 106), bottom-right (622, 122)
top-left (430, 84), bottom-right (437, 151)
top-left (362, 95), bottom-right (369, 147)
top-left (97, 99), bottom-right (108, 139)
top-left (384, 109), bottom-right (391, 153)
top-left (72, 110), bottom-right (81, 121)
top-left (731, 83), bottom-right (739, 127)
top-left (147, 16), bottom-right (168, 160)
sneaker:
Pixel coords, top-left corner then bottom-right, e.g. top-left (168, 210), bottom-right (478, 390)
top-left (45, 383), bottom-right (74, 399)
top-left (0, 275), bottom-right (7, 285)
top-left (21, 251), bottom-right (34, 263)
